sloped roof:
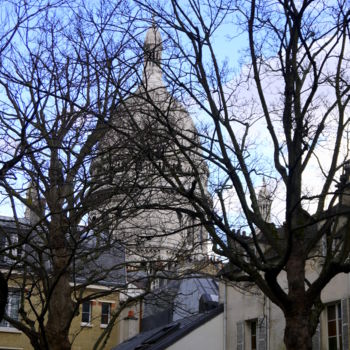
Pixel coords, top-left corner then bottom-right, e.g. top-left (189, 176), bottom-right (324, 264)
top-left (141, 276), bottom-right (219, 331)
top-left (74, 238), bottom-right (126, 287)
top-left (0, 216), bottom-right (126, 287)
top-left (112, 304), bottom-right (223, 350)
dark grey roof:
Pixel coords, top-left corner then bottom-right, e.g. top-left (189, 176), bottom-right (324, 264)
top-left (74, 238), bottom-right (126, 287)
top-left (0, 216), bottom-right (126, 287)
top-left (112, 304), bottom-right (223, 350)
top-left (0, 216), bottom-right (29, 229)
top-left (141, 276), bottom-right (218, 331)
top-left (0, 216), bottom-right (32, 268)
top-left (172, 276), bottom-right (218, 321)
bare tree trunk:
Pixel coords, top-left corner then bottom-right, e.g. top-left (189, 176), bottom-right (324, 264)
top-left (284, 238), bottom-right (312, 350)
top-left (44, 221), bottom-right (75, 350)
top-left (45, 272), bottom-right (74, 350)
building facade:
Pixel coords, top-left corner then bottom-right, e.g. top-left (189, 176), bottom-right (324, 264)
top-left (0, 215), bottom-right (124, 350)
top-left (220, 271), bottom-right (350, 350)
top-left (0, 282), bottom-right (120, 350)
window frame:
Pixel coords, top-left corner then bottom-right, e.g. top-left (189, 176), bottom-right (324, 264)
top-left (186, 216), bottom-right (195, 246)
top-left (250, 319), bottom-right (257, 350)
top-left (100, 302), bottom-right (111, 328)
top-left (0, 289), bottom-right (20, 329)
top-left (327, 302), bottom-right (342, 350)
top-left (81, 301), bottom-right (92, 326)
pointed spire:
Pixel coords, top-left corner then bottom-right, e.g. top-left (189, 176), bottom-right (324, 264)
top-left (152, 12), bottom-right (156, 28)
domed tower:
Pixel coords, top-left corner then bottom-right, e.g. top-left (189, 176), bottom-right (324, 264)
top-left (92, 22), bottom-right (209, 270)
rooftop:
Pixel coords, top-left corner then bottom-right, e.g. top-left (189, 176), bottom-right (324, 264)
top-left (112, 304), bottom-right (223, 350)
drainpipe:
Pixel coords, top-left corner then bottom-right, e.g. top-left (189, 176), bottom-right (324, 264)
top-left (139, 298), bottom-right (143, 332)
top-left (268, 297), bottom-right (271, 350)
top-left (224, 282), bottom-right (227, 350)
top-left (263, 294), bottom-right (270, 350)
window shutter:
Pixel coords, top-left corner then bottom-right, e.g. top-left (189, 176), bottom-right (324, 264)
top-left (257, 316), bottom-right (267, 350)
top-left (341, 299), bottom-right (349, 350)
top-left (9, 290), bottom-right (20, 320)
top-left (312, 323), bottom-right (320, 350)
top-left (237, 321), bottom-right (244, 350)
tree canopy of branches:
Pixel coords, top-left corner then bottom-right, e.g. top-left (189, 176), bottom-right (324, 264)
top-left (0, 1), bottom-right (147, 349)
top-left (0, 2), bottom-right (216, 349)
top-left (0, 0), bottom-right (70, 323)
top-left (128, 1), bottom-right (350, 349)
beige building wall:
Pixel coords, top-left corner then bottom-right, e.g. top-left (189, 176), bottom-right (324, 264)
top-left (71, 292), bottom-right (120, 350)
top-left (0, 326), bottom-right (31, 350)
top-left (0, 288), bottom-right (120, 350)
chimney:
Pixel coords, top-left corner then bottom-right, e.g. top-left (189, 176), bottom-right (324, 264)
top-left (121, 309), bottom-right (138, 342)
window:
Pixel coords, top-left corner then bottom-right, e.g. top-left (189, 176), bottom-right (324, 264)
top-left (177, 212), bottom-right (183, 227)
top-left (115, 160), bottom-right (125, 173)
top-left (186, 216), bottom-right (195, 246)
top-left (198, 226), bottom-right (205, 245)
top-left (251, 320), bottom-right (257, 350)
top-left (151, 278), bottom-right (160, 290)
top-left (81, 301), bottom-right (91, 325)
top-left (0, 234), bottom-right (18, 264)
top-left (101, 303), bottom-right (111, 327)
top-left (135, 159), bottom-right (143, 173)
top-left (146, 49), bottom-right (156, 63)
top-left (328, 303), bottom-right (342, 350)
top-left (236, 321), bottom-right (244, 350)
top-left (0, 290), bottom-right (20, 328)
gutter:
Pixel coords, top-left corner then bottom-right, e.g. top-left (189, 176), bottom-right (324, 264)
top-left (224, 282), bottom-right (227, 350)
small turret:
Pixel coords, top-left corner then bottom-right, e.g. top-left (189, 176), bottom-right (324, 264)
top-left (144, 21), bottom-right (162, 65)
top-left (258, 178), bottom-right (272, 222)
top-left (142, 19), bottom-right (163, 88)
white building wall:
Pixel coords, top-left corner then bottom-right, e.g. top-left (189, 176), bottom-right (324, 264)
top-left (167, 313), bottom-right (224, 350)
top-left (221, 271), bottom-right (350, 350)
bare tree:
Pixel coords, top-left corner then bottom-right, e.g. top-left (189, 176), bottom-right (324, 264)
top-left (126, 1), bottom-right (350, 349)
top-left (0, 2), bottom-right (214, 348)
top-left (0, 1), bottom-right (147, 349)
top-left (0, 0), bottom-right (69, 324)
